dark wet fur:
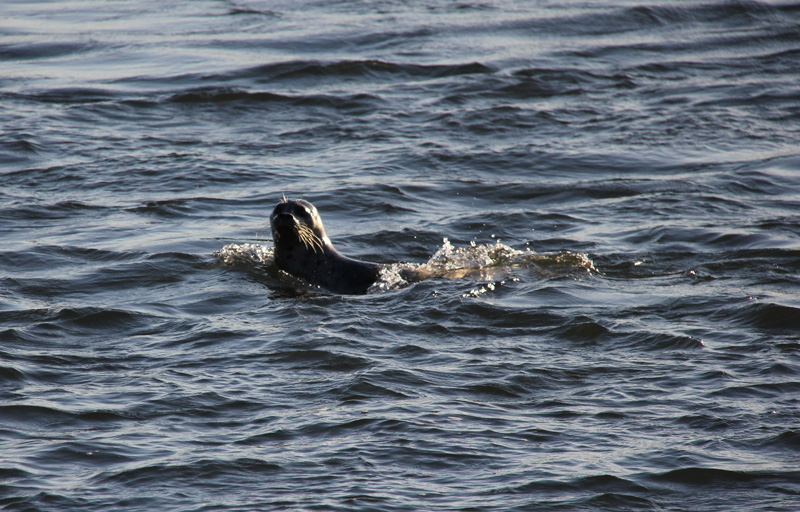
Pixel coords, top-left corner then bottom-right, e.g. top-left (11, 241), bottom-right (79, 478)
top-left (270, 199), bottom-right (380, 294)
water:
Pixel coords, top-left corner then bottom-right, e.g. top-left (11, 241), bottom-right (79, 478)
top-left (2, 0), bottom-right (800, 510)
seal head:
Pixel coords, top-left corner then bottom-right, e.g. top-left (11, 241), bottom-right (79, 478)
top-left (270, 199), bottom-right (380, 295)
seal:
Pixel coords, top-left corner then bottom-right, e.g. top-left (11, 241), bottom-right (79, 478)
top-left (270, 198), bottom-right (381, 295)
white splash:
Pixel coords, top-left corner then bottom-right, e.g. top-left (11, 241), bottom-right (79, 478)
top-left (424, 237), bottom-right (525, 272)
top-left (213, 243), bottom-right (273, 266)
top-left (367, 262), bottom-right (419, 294)
top-left (368, 238), bottom-right (595, 293)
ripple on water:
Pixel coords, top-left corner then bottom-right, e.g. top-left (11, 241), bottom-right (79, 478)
top-left (2, 0), bottom-right (800, 511)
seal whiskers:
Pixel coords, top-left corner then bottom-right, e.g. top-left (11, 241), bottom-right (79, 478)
top-left (296, 222), bottom-right (324, 253)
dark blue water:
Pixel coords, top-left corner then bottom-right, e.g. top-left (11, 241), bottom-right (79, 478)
top-left (2, 1), bottom-right (800, 510)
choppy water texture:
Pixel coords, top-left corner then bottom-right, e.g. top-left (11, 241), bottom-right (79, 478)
top-left (2, 1), bottom-right (800, 510)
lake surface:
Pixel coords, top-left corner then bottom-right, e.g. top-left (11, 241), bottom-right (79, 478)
top-left (2, 1), bottom-right (800, 510)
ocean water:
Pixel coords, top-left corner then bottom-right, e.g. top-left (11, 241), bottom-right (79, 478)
top-left (2, 1), bottom-right (800, 510)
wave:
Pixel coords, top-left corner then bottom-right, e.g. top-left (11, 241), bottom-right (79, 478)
top-left (0, 41), bottom-right (98, 61)
top-left (95, 458), bottom-right (281, 487)
top-left (733, 302), bottom-right (800, 331)
top-left (649, 466), bottom-right (799, 486)
top-left (165, 87), bottom-right (382, 112)
top-left (223, 59), bottom-right (492, 82)
top-left (3, 88), bottom-right (118, 104)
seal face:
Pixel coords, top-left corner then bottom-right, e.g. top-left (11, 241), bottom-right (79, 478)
top-left (270, 199), bottom-right (380, 295)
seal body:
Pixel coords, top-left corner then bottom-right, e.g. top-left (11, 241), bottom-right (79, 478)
top-left (270, 199), bottom-right (380, 295)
